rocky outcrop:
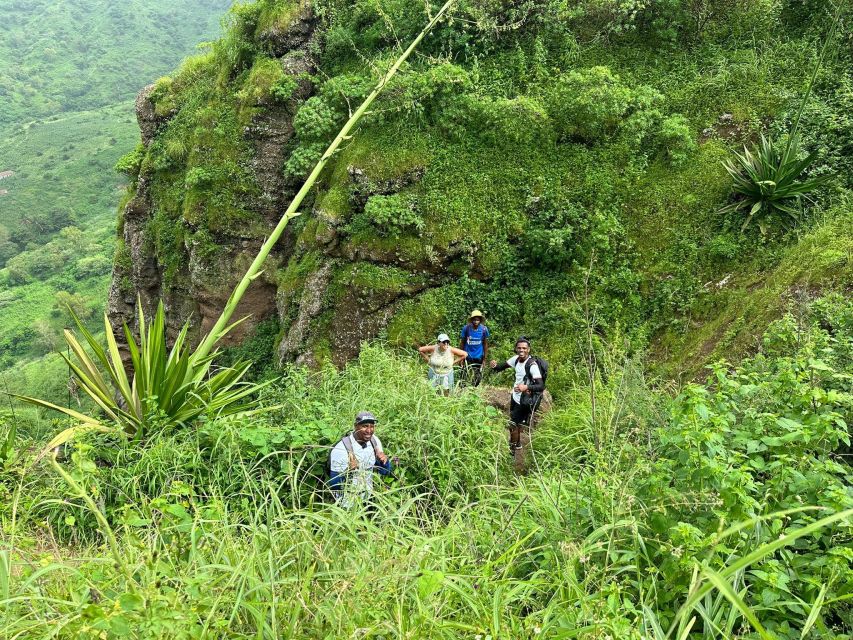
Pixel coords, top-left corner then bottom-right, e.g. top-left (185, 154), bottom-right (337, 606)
top-left (108, 3), bottom-right (448, 364)
top-left (109, 5), bottom-right (319, 349)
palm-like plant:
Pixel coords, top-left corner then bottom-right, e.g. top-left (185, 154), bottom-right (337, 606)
top-left (720, 133), bottom-right (829, 233)
top-left (18, 301), bottom-right (275, 447)
top-left (721, 5), bottom-right (839, 234)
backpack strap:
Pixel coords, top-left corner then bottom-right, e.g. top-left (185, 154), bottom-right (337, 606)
top-left (341, 435), bottom-right (358, 470)
top-left (370, 435), bottom-right (383, 454)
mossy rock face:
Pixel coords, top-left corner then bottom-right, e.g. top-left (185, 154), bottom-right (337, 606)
top-left (109, 0), bottom-right (853, 374)
top-left (109, 2), bottom-right (316, 349)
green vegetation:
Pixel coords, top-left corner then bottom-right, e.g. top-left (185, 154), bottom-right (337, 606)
top-left (2, 303), bottom-right (851, 637)
top-left (0, 0), bottom-right (231, 126)
top-left (18, 302), bottom-right (276, 443)
top-left (2, 0), bottom-right (852, 637)
top-left (0, 1), bottom-right (233, 397)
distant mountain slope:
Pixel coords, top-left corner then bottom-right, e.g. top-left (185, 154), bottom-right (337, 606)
top-left (0, 0), bottom-right (232, 125)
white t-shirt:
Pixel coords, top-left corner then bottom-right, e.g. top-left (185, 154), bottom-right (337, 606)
top-left (329, 434), bottom-right (384, 507)
top-left (506, 355), bottom-right (541, 404)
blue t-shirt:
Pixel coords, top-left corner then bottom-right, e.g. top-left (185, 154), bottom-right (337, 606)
top-left (460, 324), bottom-right (490, 360)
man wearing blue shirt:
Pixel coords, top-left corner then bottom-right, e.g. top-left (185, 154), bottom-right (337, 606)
top-left (459, 309), bottom-right (490, 387)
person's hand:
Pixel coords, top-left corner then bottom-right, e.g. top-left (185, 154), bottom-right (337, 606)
top-left (376, 451), bottom-right (388, 465)
top-left (490, 359), bottom-right (498, 369)
top-left (516, 383), bottom-right (529, 393)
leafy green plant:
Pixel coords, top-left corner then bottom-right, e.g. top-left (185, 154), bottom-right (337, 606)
top-left (17, 301), bottom-right (275, 444)
top-left (720, 5), bottom-right (840, 233)
top-left (720, 133), bottom-right (828, 232)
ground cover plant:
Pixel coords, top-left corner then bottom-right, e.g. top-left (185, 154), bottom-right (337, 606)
top-left (2, 300), bottom-right (851, 638)
top-left (2, 0), bottom-right (853, 638)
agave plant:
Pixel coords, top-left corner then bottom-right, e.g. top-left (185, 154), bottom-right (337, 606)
top-left (720, 6), bottom-right (840, 235)
top-left (720, 133), bottom-right (829, 234)
top-left (17, 300), bottom-right (275, 446)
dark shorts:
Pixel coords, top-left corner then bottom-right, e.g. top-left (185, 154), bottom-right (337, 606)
top-left (510, 398), bottom-right (535, 427)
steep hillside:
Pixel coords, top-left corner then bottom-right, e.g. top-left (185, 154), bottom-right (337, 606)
top-left (0, 0), bottom-right (234, 388)
top-left (0, 0), bottom-right (232, 125)
top-left (111, 0), bottom-right (852, 377)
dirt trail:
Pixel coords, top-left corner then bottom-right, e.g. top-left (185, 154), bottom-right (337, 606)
top-left (477, 385), bottom-right (553, 473)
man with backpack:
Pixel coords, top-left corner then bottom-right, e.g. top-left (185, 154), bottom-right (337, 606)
top-left (328, 411), bottom-right (393, 508)
top-left (459, 310), bottom-right (490, 387)
top-left (490, 337), bottom-right (547, 453)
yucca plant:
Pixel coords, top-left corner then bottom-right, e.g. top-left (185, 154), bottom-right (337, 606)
top-left (721, 5), bottom-right (840, 235)
top-left (17, 300), bottom-right (275, 446)
top-left (720, 133), bottom-right (829, 233)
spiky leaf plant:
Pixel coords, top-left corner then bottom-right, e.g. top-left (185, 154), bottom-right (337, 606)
top-left (720, 133), bottom-right (829, 233)
top-left (720, 4), bottom-right (839, 235)
top-left (17, 300), bottom-right (275, 446)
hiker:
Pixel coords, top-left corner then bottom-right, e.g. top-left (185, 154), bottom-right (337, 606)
top-left (490, 337), bottom-right (545, 453)
top-left (459, 309), bottom-right (490, 387)
top-left (328, 411), bottom-right (393, 509)
top-left (418, 334), bottom-right (468, 395)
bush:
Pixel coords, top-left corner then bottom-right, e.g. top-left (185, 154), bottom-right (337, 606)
top-left (114, 142), bottom-right (145, 178)
top-left (73, 255), bottom-right (112, 279)
top-left (657, 114), bottom-right (696, 165)
top-left (293, 96), bottom-right (338, 140)
top-left (350, 193), bottom-right (425, 236)
top-left (546, 66), bottom-right (633, 142)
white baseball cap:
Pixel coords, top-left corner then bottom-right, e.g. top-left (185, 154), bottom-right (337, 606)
top-left (437, 333), bottom-right (451, 343)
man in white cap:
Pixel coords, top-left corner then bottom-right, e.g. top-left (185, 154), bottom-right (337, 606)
top-left (418, 334), bottom-right (468, 395)
top-left (328, 411), bottom-right (394, 508)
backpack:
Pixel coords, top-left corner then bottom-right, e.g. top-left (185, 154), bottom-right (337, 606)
top-left (523, 356), bottom-right (549, 387)
top-left (325, 434), bottom-right (382, 477)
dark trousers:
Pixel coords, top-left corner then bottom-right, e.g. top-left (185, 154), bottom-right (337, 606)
top-left (509, 397), bottom-right (538, 447)
top-left (463, 357), bottom-right (484, 386)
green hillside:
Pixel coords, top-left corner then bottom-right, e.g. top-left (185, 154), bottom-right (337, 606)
top-left (0, 0), bottom-right (232, 125)
top-left (0, 0), bottom-right (233, 390)
top-left (1, 1), bottom-right (852, 638)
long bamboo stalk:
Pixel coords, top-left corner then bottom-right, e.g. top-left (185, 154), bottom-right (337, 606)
top-left (193, 0), bottom-right (457, 362)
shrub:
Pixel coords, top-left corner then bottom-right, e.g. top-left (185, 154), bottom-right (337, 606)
top-left (73, 255), bottom-right (112, 279)
top-left (114, 143), bottom-right (145, 178)
top-left (293, 96), bottom-right (337, 139)
top-left (546, 66), bottom-right (633, 142)
top-left (657, 114), bottom-right (696, 165)
top-left (351, 193), bottom-right (425, 236)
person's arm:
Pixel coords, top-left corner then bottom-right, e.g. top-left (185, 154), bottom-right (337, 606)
top-left (328, 444), bottom-right (349, 492)
top-left (418, 344), bottom-right (435, 362)
top-left (450, 347), bottom-right (468, 365)
top-left (373, 438), bottom-right (393, 476)
top-left (373, 456), bottom-right (393, 476)
top-left (459, 326), bottom-right (467, 353)
top-left (482, 327), bottom-right (490, 362)
top-left (518, 364), bottom-right (544, 394)
top-left (491, 357), bottom-right (511, 372)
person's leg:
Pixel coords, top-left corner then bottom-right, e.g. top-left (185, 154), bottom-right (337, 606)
top-left (470, 358), bottom-right (483, 387)
top-left (509, 400), bottom-right (525, 450)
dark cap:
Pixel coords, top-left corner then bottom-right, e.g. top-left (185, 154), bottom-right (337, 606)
top-left (515, 335), bottom-right (531, 346)
top-left (355, 411), bottom-right (377, 425)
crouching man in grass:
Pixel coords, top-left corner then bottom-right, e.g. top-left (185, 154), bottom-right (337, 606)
top-left (328, 411), bottom-right (394, 509)
top-left (490, 337), bottom-right (545, 454)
